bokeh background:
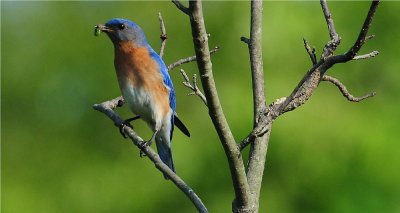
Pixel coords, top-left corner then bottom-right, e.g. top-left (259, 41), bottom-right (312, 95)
top-left (2, 1), bottom-right (399, 212)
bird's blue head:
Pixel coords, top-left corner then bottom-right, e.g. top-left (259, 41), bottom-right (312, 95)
top-left (97, 18), bottom-right (148, 46)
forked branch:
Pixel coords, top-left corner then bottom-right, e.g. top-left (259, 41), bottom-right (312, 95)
top-left (180, 69), bottom-right (208, 106)
top-left (242, 0), bottom-right (381, 149)
top-left (276, 0), bottom-right (380, 116)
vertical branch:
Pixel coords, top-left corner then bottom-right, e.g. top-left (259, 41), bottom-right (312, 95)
top-left (248, 0), bottom-right (266, 116)
top-left (244, 0), bottom-right (271, 210)
top-left (320, 0), bottom-right (339, 40)
top-left (320, 0), bottom-right (341, 58)
top-left (187, 0), bottom-right (253, 211)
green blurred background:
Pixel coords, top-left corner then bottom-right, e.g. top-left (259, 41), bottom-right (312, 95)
top-left (2, 1), bottom-right (399, 212)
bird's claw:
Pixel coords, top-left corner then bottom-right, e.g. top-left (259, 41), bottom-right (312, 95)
top-left (118, 120), bottom-right (134, 138)
top-left (139, 141), bottom-right (152, 157)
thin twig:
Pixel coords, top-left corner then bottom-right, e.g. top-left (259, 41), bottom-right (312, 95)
top-left (180, 69), bottom-right (208, 106)
top-left (240, 36), bottom-right (250, 45)
top-left (168, 46), bottom-right (220, 71)
top-left (172, 0), bottom-right (189, 15)
top-left (158, 12), bottom-right (167, 58)
top-left (353, 50), bottom-right (379, 60)
top-left (322, 75), bottom-right (376, 102)
top-left (93, 98), bottom-right (208, 213)
top-left (303, 38), bottom-right (317, 65)
top-left (365, 34), bottom-right (375, 42)
top-left (349, 2), bottom-right (380, 57)
top-left (329, 1), bottom-right (380, 63)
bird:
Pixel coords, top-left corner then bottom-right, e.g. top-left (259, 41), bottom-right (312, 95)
top-left (95, 18), bottom-right (190, 179)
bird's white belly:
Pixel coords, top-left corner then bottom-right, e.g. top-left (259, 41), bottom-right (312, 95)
top-left (121, 84), bottom-right (154, 123)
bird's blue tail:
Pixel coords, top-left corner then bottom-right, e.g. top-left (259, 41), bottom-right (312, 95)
top-left (155, 137), bottom-right (175, 179)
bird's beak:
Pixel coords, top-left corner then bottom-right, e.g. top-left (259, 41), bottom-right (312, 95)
top-left (94, 24), bottom-right (113, 36)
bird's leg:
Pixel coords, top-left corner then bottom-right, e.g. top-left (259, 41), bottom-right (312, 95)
top-left (119, 115), bottom-right (140, 138)
top-left (139, 130), bottom-right (159, 157)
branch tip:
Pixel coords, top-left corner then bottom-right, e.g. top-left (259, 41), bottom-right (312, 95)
top-left (353, 50), bottom-right (379, 60)
top-left (322, 75), bottom-right (376, 102)
top-left (240, 36), bottom-right (250, 44)
top-left (365, 34), bottom-right (375, 42)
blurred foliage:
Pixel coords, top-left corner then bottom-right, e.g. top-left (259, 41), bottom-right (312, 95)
top-left (2, 1), bottom-right (400, 213)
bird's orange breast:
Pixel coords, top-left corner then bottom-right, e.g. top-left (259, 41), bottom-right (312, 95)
top-left (114, 41), bottom-right (170, 120)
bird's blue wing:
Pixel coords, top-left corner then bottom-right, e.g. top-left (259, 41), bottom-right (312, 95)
top-left (148, 48), bottom-right (176, 111)
top-left (148, 47), bottom-right (176, 139)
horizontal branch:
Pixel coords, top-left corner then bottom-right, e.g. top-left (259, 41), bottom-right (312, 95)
top-left (240, 36), bottom-right (250, 45)
top-left (168, 46), bottom-right (220, 71)
top-left (93, 97), bottom-right (208, 213)
top-left (322, 75), bottom-right (376, 102)
top-left (353, 50), bottom-right (379, 60)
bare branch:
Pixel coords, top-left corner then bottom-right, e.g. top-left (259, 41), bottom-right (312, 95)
top-left (273, 0), bottom-right (380, 116)
top-left (238, 123), bottom-right (270, 151)
top-left (320, 0), bottom-right (341, 59)
top-left (365, 34), bottom-right (375, 42)
top-left (172, 0), bottom-right (189, 15)
top-left (303, 38), bottom-right (317, 65)
top-left (348, 1), bottom-right (380, 57)
top-left (93, 97), bottom-right (208, 213)
top-left (243, 1), bottom-right (270, 211)
top-left (158, 12), bottom-right (167, 58)
top-left (180, 69), bottom-right (208, 106)
top-left (322, 75), bottom-right (376, 102)
top-left (187, 0), bottom-right (252, 210)
top-left (353, 50), bottom-right (379, 60)
top-left (320, 0), bottom-right (339, 41)
top-left (167, 46), bottom-right (220, 71)
top-left (303, 38), bottom-right (316, 64)
top-left (327, 1), bottom-right (380, 63)
top-left (240, 36), bottom-right (250, 45)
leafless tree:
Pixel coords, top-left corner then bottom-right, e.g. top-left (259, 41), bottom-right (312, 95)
top-left (94, 0), bottom-right (381, 212)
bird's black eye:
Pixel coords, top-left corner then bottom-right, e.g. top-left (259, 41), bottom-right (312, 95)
top-left (118, 24), bottom-right (126, 30)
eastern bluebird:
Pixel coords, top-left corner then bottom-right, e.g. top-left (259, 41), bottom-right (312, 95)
top-left (95, 18), bottom-right (189, 179)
